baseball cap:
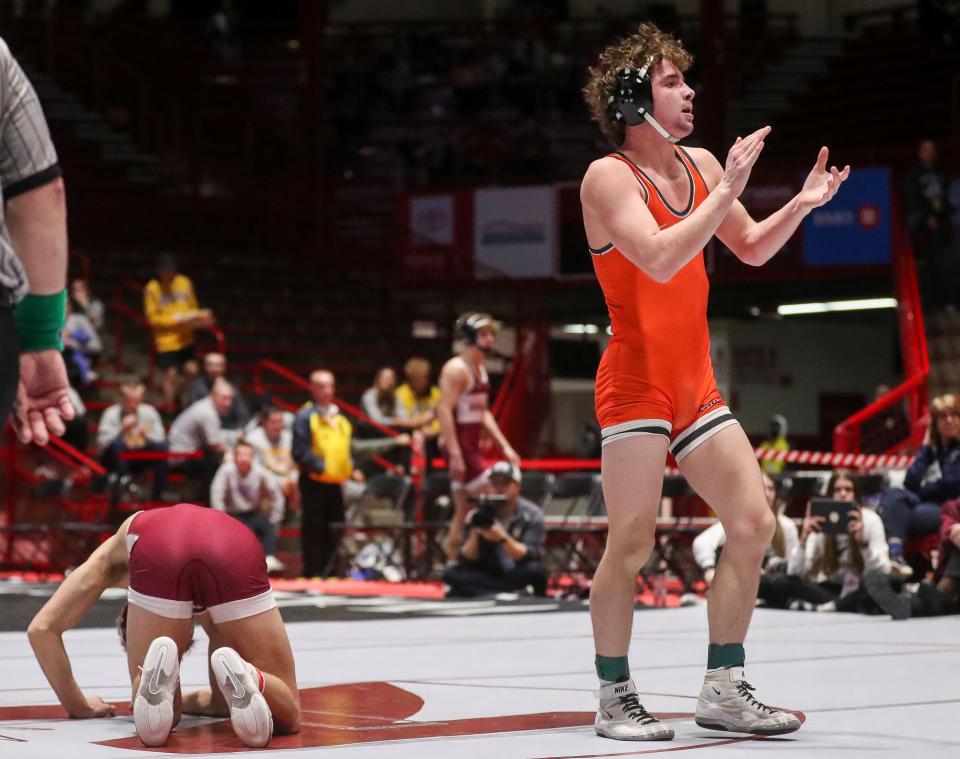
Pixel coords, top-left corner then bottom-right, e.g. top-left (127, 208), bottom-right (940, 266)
top-left (488, 460), bottom-right (521, 483)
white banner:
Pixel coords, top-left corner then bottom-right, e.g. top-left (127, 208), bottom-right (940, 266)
top-left (474, 186), bottom-right (557, 278)
top-left (410, 194), bottom-right (454, 246)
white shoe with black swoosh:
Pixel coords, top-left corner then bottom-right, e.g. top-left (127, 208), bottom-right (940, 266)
top-left (695, 666), bottom-right (801, 735)
top-left (211, 646), bottom-right (273, 748)
top-left (594, 678), bottom-right (674, 740)
top-left (133, 636), bottom-right (179, 746)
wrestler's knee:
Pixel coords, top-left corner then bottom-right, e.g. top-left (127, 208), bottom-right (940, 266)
top-left (604, 522), bottom-right (656, 573)
top-left (725, 506), bottom-right (776, 551)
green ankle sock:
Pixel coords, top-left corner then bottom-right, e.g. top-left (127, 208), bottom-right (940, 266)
top-left (707, 643), bottom-right (745, 670)
top-left (595, 655), bottom-right (630, 683)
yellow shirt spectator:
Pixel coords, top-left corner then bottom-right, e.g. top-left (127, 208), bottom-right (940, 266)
top-left (143, 273), bottom-right (198, 353)
top-left (396, 381), bottom-right (441, 433)
top-left (758, 415), bottom-right (790, 476)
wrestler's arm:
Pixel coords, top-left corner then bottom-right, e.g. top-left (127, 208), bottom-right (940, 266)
top-left (579, 129), bottom-right (767, 282)
top-left (690, 145), bottom-right (850, 267)
top-left (27, 533), bottom-right (127, 718)
top-left (481, 410), bottom-right (519, 464)
top-left (436, 360), bottom-right (468, 460)
top-left (181, 613), bottom-right (229, 718)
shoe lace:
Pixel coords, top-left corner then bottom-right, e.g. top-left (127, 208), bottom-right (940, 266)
top-left (735, 680), bottom-right (775, 714)
top-left (619, 693), bottom-right (659, 725)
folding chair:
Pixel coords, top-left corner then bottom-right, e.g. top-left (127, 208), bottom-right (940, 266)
top-left (542, 472), bottom-right (601, 517)
top-left (779, 472), bottom-right (827, 518)
top-left (420, 472), bottom-right (452, 521)
top-left (543, 472), bottom-right (604, 574)
top-left (520, 471), bottom-right (555, 507)
top-left (337, 474), bottom-right (412, 576)
top-left (354, 473), bottom-right (411, 526)
top-left (852, 473), bottom-right (886, 498)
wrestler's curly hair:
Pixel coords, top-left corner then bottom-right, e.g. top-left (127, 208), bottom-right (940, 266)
top-left (582, 22), bottom-right (693, 148)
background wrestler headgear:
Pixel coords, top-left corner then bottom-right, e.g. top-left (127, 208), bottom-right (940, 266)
top-left (455, 312), bottom-right (500, 347)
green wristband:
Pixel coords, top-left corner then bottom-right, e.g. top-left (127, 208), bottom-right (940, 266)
top-left (15, 290), bottom-right (66, 352)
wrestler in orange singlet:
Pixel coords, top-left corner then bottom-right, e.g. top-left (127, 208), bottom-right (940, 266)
top-left (580, 23), bottom-right (850, 741)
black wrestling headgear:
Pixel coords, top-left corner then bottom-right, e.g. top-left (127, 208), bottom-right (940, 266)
top-left (609, 57), bottom-right (680, 144)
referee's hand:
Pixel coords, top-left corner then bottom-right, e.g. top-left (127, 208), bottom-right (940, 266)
top-left (13, 350), bottom-right (75, 446)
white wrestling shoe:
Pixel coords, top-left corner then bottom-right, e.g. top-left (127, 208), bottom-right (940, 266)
top-left (595, 679), bottom-right (674, 741)
top-left (133, 636), bottom-right (179, 746)
top-left (211, 646), bottom-right (273, 748)
top-left (695, 666), bottom-right (801, 735)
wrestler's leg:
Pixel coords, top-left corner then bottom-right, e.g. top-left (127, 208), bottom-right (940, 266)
top-left (677, 423), bottom-right (773, 647)
top-left (591, 434), bottom-right (669, 656)
top-left (209, 608), bottom-right (300, 734)
top-left (125, 603), bottom-right (194, 743)
top-left (591, 432), bottom-right (675, 741)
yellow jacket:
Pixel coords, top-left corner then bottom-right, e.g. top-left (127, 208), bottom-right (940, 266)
top-left (291, 404), bottom-right (354, 484)
top-left (143, 274), bottom-right (198, 353)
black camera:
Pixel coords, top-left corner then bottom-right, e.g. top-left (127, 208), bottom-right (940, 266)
top-left (468, 494), bottom-right (507, 528)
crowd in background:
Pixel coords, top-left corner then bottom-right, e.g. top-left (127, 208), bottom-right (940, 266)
top-left (44, 243), bottom-right (960, 617)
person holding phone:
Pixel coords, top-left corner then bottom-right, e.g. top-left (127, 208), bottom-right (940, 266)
top-left (779, 471), bottom-right (908, 617)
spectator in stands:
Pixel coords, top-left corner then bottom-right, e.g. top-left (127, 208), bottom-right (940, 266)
top-left (97, 379), bottom-right (168, 501)
top-left (360, 367), bottom-right (405, 427)
top-left (879, 393), bottom-right (960, 576)
top-left (63, 298), bottom-right (101, 381)
top-left (64, 296), bottom-right (101, 357)
top-left (396, 357), bottom-right (441, 430)
top-left (906, 139), bottom-right (955, 308)
top-left (69, 278), bottom-right (104, 330)
top-left (933, 497), bottom-right (960, 614)
top-left (694, 470), bottom-right (798, 591)
top-left (168, 377), bottom-right (235, 493)
top-left (758, 414), bottom-right (790, 475)
top-left (396, 357), bottom-right (442, 470)
top-left (211, 439), bottom-right (285, 573)
top-left (187, 351), bottom-right (250, 430)
top-left (246, 406), bottom-right (299, 512)
top-left (245, 392), bottom-right (294, 436)
top-left (860, 384), bottom-right (910, 454)
top-left (143, 253), bottom-right (214, 409)
top-left (293, 369), bottom-right (411, 578)
top-left (443, 460), bottom-right (547, 598)
top-left (775, 471), bottom-right (909, 618)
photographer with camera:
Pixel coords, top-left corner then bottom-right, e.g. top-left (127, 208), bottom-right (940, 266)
top-left (442, 461), bottom-right (547, 598)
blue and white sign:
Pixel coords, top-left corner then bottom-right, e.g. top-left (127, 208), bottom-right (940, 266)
top-left (802, 166), bottom-right (891, 267)
top-left (474, 186), bottom-right (558, 278)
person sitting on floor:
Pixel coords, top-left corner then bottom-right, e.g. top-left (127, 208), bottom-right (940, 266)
top-left (778, 471), bottom-right (910, 618)
top-left (443, 460), bottom-right (547, 598)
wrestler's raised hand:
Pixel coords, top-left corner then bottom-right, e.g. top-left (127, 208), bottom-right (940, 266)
top-left (797, 146), bottom-right (850, 212)
top-left (719, 126), bottom-right (771, 199)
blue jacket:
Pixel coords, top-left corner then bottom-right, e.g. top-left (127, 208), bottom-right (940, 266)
top-left (904, 440), bottom-right (960, 503)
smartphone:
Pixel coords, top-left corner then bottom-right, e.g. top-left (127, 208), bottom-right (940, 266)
top-left (810, 498), bottom-right (855, 535)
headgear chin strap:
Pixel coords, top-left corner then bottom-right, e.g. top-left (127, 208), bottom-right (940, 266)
top-left (609, 58), bottom-right (680, 144)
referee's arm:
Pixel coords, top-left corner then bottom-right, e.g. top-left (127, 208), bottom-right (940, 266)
top-left (5, 177), bottom-right (67, 294)
top-left (1, 40), bottom-right (67, 294)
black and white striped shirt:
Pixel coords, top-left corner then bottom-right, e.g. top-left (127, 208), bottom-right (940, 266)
top-left (0, 37), bottom-right (61, 303)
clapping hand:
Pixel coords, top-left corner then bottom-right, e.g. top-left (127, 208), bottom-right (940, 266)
top-left (797, 147), bottom-right (850, 212)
